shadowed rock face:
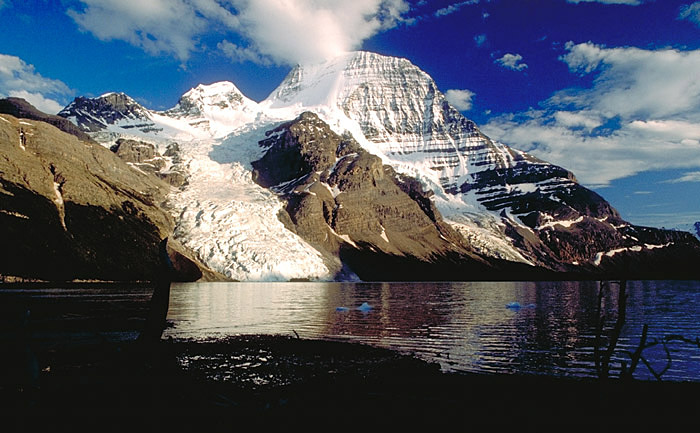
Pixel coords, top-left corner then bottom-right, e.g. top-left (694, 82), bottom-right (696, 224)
top-left (252, 112), bottom-right (494, 278)
top-left (0, 113), bottom-right (208, 281)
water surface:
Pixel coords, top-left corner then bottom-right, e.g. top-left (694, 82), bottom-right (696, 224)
top-left (164, 280), bottom-right (700, 381)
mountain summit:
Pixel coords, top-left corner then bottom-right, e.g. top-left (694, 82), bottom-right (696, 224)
top-left (47, 51), bottom-right (700, 281)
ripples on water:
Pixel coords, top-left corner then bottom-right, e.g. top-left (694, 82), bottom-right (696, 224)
top-left (164, 281), bottom-right (700, 382)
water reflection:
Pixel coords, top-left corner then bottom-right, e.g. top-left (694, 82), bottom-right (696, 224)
top-left (165, 280), bottom-right (700, 381)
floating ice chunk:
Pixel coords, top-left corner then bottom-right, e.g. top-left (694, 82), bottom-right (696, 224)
top-left (335, 307), bottom-right (350, 312)
top-left (356, 302), bottom-right (372, 312)
top-left (506, 302), bottom-right (535, 310)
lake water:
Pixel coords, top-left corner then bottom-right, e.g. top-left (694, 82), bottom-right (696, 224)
top-left (164, 280), bottom-right (700, 382)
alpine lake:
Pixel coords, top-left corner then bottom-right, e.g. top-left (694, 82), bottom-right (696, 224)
top-left (163, 280), bottom-right (700, 382)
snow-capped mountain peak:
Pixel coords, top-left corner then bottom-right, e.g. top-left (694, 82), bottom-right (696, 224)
top-left (168, 81), bottom-right (257, 117)
top-left (58, 91), bottom-right (155, 136)
top-left (163, 81), bottom-right (260, 138)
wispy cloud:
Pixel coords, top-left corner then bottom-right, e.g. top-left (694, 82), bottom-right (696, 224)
top-left (483, 42), bottom-right (700, 187)
top-left (495, 53), bottom-right (528, 71)
top-left (663, 171), bottom-right (700, 183)
top-left (566, 0), bottom-right (643, 5)
top-left (434, 1), bottom-right (479, 17)
top-left (68, 0), bottom-right (239, 62)
top-left (679, 2), bottom-right (700, 27)
top-left (444, 89), bottom-right (475, 111)
top-left (217, 40), bottom-right (271, 66)
top-left (67, 0), bottom-right (412, 66)
top-left (474, 34), bottom-right (487, 47)
top-left (0, 53), bottom-right (72, 113)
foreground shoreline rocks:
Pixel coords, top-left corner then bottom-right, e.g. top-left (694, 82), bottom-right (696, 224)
top-left (2, 334), bottom-right (698, 431)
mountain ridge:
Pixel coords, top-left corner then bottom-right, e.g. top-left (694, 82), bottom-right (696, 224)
top-left (44, 50), bottom-right (700, 281)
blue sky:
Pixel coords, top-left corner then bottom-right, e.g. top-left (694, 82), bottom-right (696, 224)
top-left (1, 0), bottom-right (699, 229)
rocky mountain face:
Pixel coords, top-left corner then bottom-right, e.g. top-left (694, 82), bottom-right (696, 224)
top-left (58, 92), bottom-right (161, 138)
top-left (110, 138), bottom-right (187, 187)
top-left (251, 112), bottom-right (510, 280)
top-left (48, 50), bottom-right (700, 281)
top-left (0, 111), bottom-right (219, 281)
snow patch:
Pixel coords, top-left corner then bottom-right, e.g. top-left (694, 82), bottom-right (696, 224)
top-left (537, 216), bottom-right (584, 230)
top-left (0, 209), bottom-right (29, 219)
top-left (593, 243), bottom-right (672, 266)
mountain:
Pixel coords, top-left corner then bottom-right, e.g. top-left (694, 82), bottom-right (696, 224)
top-left (52, 51), bottom-right (700, 281)
top-left (0, 109), bottom-right (220, 282)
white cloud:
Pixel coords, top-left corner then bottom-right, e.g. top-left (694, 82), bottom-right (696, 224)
top-left (67, 0), bottom-right (411, 66)
top-left (558, 42), bottom-right (700, 119)
top-left (482, 43), bottom-right (700, 187)
top-left (217, 40), bottom-right (271, 65)
top-left (679, 2), bottom-right (700, 27)
top-left (474, 34), bottom-right (487, 47)
top-left (68, 0), bottom-right (239, 62)
top-left (664, 171), bottom-right (700, 183)
top-left (434, 1), bottom-right (479, 17)
top-left (0, 53), bottom-right (72, 114)
top-left (566, 0), bottom-right (643, 5)
top-left (229, 0), bottom-right (410, 65)
top-left (444, 89), bottom-right (475, 111)
top-left (553, 110), bottom-right (603, 130)
top-left (495, 53), bottom-right (528, 71)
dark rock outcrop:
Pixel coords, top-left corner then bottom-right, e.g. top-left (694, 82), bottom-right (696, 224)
top-left (110, 138), bottom-right (166, 173)
top-left (109, 139), bottom-right (188, 188)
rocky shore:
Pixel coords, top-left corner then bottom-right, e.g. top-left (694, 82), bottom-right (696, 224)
top-left (1, 333), bottom-right (698, 432)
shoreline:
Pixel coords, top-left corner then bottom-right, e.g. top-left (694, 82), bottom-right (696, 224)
top-left (2, 334), bottom-right (699, 431)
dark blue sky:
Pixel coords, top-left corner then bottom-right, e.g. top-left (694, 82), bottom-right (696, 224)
top-left (1, 0), bottom-right (699, 228)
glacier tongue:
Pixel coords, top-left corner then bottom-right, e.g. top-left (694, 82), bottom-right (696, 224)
top-left (167, 134), bottom-right (332, 281)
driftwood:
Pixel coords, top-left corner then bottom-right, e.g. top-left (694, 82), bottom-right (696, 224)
top-left (595, 280), bottom-right (627, 379)
top-left (595, 280), bottom-right (700, 381)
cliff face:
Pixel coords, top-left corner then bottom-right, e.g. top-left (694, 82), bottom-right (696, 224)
top-left (0, 112), bottom-right (213, 281)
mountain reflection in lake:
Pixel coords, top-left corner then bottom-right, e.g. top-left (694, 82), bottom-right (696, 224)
top-left (164, 281), bottom-right (700, 381)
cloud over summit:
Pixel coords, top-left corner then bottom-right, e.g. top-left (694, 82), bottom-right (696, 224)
top-left (67, 0), bottom-right (411, 66)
